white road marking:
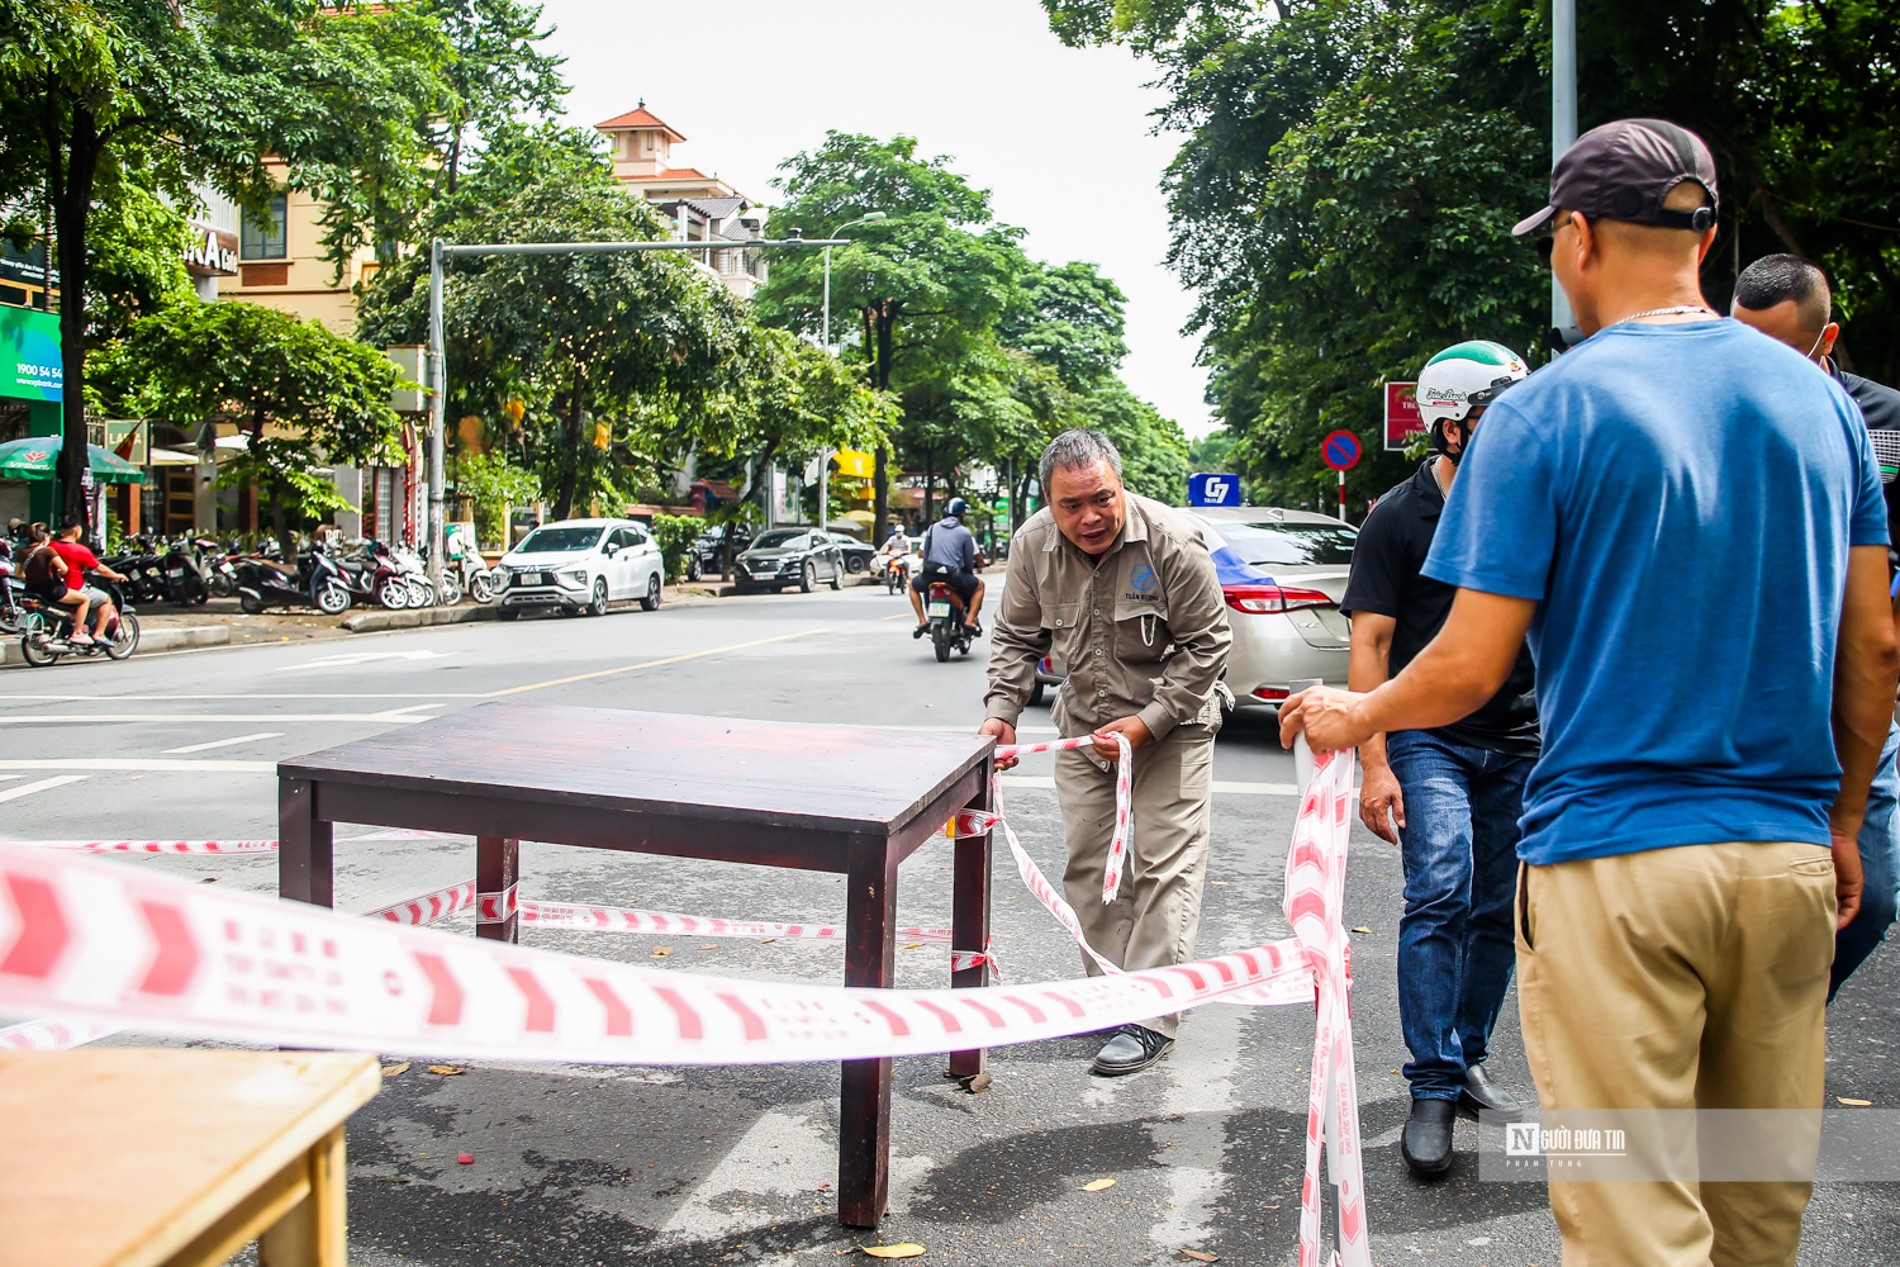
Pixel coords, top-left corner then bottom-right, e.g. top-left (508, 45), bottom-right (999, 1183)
top-left (1149, 999), bottom-right (1247, 1255)
top-left (162, 732), bottom-right (284, 755)
top-left (274, 649), bottom-right (454, 673)
top-left (0, 759), bottom-right (273, 773)
top-left (0, 775), bottom-right (88, 804)
top-left (0, 693), bottom-right (487, 702)
top-left (0, 712), bottom-right (437, 725)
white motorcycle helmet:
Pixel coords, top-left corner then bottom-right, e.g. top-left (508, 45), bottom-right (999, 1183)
top-left (1416, 340), bottom-right (1530, 463)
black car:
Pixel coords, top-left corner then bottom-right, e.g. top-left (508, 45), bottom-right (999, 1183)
top-left (732, 528), bottom-right (847, 594)
top-left (826, 531), bottom-right (877, 574)
top-left (688, 524), bottom-right (753, 580)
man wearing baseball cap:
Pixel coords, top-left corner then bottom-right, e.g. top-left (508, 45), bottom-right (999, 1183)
top-left (1279, 118), bottom-right (1898, 1262)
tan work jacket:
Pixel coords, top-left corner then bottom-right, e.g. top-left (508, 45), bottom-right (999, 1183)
top-left (984, 494), bottom-right (1232, 741)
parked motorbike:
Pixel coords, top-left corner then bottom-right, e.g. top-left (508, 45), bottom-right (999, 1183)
top-left (17, 575), bottom-right (140, 667)
top-left (335, 540), bottom-right (409, 609)
top-left (389, 544), bottom-right (439, 607)
top-left (235, 550), bottom-right (351, 615)
top-left (924, 578), bottom-right (976, 662)
top-left (159, 535), bottom-right (212, 606)
top-left (205, 538), bottom-right (240, 597)
top-left (0, 555), bottom-right (23, 634)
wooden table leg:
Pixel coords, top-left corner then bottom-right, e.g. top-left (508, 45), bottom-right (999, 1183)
top-left (278, 777), bottom-right (333, 910)
top-left (947, 768), bottom-right (994, 1079)
top-left (838, 841), bottom-right (898, 1228)
top-left (258, 1124), bottom-right (348, 1265)
top-left (476, 836), bottom-right (520, 944)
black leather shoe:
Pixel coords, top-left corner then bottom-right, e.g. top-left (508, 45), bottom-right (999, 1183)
top-left (913, 622), bottom-right (927, 639)
top-left (1458, 1064), bottom-right (1523, 1122)
top-left (1401, 1098), bottom-right (1456, 1177)
top-left (1090, 1024), bottom-right (1173, 1076)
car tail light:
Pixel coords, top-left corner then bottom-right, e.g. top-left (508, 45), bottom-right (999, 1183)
top-left (1252, 687), bottom-right (1290, 701)
top-left (1222, 584), bottom-right (1334, 615)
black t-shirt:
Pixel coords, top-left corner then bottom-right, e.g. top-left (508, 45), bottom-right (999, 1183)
top-left (1838, 367), bottom-right (1900, 567)
top-left (1341, 460), bottom-right (1540, 756)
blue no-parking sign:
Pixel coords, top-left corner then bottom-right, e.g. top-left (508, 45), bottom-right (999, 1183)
top-left (1187, 472), bottom-right (1243, 507)
top-left (1322, 430), bottom-right (1362, 472)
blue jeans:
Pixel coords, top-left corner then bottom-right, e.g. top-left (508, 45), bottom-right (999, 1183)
top-left (1831, 719), bottom-right (1900, 1000)
top-left (1386, 729), bottom-right (1532, 1101)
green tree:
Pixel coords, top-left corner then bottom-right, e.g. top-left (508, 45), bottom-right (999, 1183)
top-left (452, 450), bottom-right (540, 548)
top-left (1042, 0), bottom-right (1900, 507)
top-left (96, 300), bottom-right (406, 555)
top-left (757, 132), bottom-right (1031, 536)
top-left (0, 0), bottom-right (449, 525)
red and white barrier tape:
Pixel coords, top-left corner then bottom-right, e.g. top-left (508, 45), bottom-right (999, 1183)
top-left (995, 735), bottom-right (1131, 903)
top-left (1288, 749), bottom-right (1370, 1267)
top-left (0, 1015), bottom-right (122, 1050)
top-left (0, 843), bottom-right (1319, 1066)
top-left (2, 828), bottom-right (461, 854)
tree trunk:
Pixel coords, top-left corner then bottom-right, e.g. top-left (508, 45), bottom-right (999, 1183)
top-left (553, 379), bottom-right (585, 520)
top-left (922, 445), bottom-right (935, 526)
top-left (53, 104), bottom-right (102, 530)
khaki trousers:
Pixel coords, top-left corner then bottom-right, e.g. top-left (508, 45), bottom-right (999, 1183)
top-left (1057, 725), bottom-right (1215, 1038)
top-left (1517, 841), bottom-right (1837, 1267)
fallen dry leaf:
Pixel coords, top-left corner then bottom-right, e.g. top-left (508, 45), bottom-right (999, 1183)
top-left (1180, 1250), bottom-right (1220, 1263)
top-left (380, 1061), bottom-right (412, 1078)
top-left (697, 943), bottom-right (717, 950)
top-left (651, 946), bottom-right (672, 958)
top-left (1209, 880), bottom-right (1230, 887)
top-left (860, 1244), bottom-right (925, 1259)
top-left (1837, 1097), bottom-right (1873, 1107)
top-left (903, 943), bottom-right (924, 950)
top-left (1351, 926), bottom-right (1373, 935)
top-left (1081, 1177), bottom-right (1116, 1192)
top-left (759, 938), bottom-right (776, 944)
top-left (426, 1065), bottom-right (464, 1076)
top-left (962, 1072), bottom-right (993, 1095)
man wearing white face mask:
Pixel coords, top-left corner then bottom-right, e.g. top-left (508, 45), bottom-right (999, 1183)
top-left (1734, 253), bottom-right (1900, 999)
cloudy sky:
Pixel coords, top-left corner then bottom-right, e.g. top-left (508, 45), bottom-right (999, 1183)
top-left (538, 0), bottom-right (1215, 437)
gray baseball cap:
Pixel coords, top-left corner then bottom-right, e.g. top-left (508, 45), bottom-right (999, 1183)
top-left (1513, 118), bottom-right (1719, 237)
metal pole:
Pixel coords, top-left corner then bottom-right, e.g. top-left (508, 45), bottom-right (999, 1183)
top-left (426, 238), bottom-right (446, 589)
top-left (1551, 0), bottom-right (1578, 332)
top-left (819, 244), bottom-right (831, 537)
top-left (1337, 469), bottom-right (1347, 523)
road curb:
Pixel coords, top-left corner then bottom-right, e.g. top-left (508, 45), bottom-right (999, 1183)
top-left (341, 604), bottom-right (499, 633)
top-left (0, 623), bottom-right (229, 666)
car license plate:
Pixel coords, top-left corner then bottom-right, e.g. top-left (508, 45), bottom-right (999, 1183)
top-left (928, 600), bottom-right (951, 618)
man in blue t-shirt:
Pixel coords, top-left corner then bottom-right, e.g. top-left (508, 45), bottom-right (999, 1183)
top-left (1281, 119), bottom-right (1897, 1264)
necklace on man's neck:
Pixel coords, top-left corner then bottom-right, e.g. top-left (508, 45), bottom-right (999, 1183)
top-left (1619, 303), bottom-right (1716, 323)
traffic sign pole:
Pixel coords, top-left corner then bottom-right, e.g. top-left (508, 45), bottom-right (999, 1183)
top-left (1337, 470), bottom-right (1346, 523)
top-left (1320, 430), bottom-right (1362, 524)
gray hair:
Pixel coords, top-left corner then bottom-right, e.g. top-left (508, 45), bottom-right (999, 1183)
top-left (1039, 428), bottom-right (1124, 493)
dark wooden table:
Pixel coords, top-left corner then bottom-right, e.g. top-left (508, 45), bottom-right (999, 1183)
top-left (278, 703), bottom-right (995, 1228)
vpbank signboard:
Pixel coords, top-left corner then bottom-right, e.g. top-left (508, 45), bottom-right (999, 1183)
top-left (1, 304), bottom-right (61, 401)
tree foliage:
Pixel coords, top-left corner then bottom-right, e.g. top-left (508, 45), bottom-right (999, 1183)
top-left (759, 134), bottom-right (1189, 524)
top-left (1042, 0), bottom-right (1900, 509)
top-left (0, 0), bottom-right (450, 523)
top-left (96, 300), bottom-right (406, 554)
top-left (358, 125), bottom-right (892, 521)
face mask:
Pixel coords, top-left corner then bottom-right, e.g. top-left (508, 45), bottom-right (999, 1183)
top-left (1805, 326), bottom-right (1829, 363)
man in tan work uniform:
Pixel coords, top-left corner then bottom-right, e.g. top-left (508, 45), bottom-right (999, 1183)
top-left (981, 428), bottom-right (1232, 1075)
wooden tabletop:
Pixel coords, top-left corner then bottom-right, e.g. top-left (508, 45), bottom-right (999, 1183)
top-left (281, 704), bottom-right (994, 834)
top-left (0, 1049), bottom-right (380, 1267)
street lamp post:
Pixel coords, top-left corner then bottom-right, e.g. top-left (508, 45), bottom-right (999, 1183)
top-left (422, 234), bottom-right (848, 590)
top-left (818, 211), bottom-right (884, 538)
top-left (1551, 0), bottom-right (1578, 332)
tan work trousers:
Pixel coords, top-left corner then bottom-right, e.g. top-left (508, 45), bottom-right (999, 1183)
top-left (1517, 840), bottom-right (1837, 1267)
top-left (1057, 724), bottom-right (1215, 1038)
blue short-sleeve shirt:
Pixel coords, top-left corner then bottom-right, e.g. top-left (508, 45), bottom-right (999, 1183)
top-left (1424, 319), bottom-right (1886, 866)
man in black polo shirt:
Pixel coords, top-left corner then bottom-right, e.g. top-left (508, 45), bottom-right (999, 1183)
top-left (1733, 253), bottom-right (1900, 999)
top-left (1342, 340), bottom-right (1536, 1177)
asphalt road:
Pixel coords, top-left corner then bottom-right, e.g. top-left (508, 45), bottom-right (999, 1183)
top-left (3, 586), bottom-right (1896, 1265)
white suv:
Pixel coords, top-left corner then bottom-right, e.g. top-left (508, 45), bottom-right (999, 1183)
top-left (493, 518), bottom-right (664, 620)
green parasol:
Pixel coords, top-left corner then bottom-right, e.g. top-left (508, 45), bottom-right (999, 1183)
top-left (0, 436), bottom-right (145, 484)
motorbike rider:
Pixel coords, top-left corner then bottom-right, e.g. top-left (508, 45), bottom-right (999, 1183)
top-left (909, 496), bottom-right (986, 637)
top-left (38, 518), bottom-right (128, 644)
